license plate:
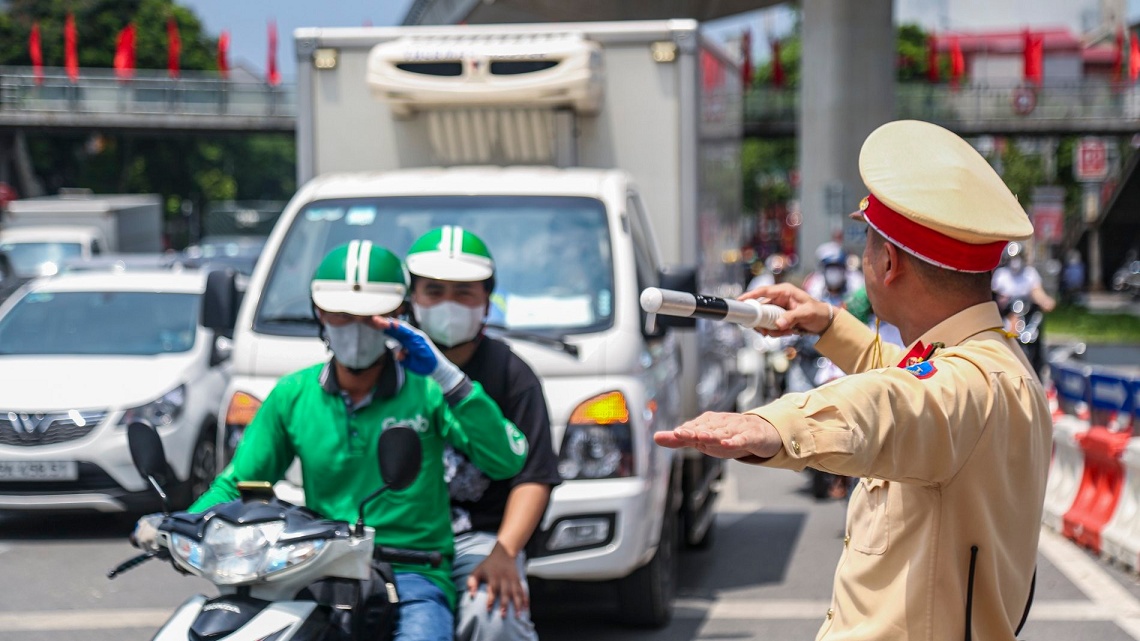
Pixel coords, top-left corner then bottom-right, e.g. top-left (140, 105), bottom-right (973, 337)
top-left (0, 461), bottom-right (79, 481)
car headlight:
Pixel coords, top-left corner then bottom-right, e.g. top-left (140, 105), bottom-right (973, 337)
top-left (170, 519), bottom-right (326, 585)
top-left (119, 385), bottom-right (186, 427)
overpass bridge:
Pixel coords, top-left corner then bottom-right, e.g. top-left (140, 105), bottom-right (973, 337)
top-left (0, 66), bottom-right (294, 134)
top-left (746, 81), bottom-right (1140, 138)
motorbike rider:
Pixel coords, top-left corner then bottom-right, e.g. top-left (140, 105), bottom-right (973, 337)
top-left (992, 241), bottom-right (1056, 313)
top-left (803, 241), bottom-right (865, 307)
top-left (133, 240), bottom-right (529, 641)
top-left (404, 226), bottom-right (562, 641)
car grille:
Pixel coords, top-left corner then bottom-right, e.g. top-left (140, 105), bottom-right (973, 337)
top-left (0, 410), bottom-right (107, 446)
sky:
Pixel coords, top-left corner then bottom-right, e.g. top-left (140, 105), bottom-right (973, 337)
top-left (179, 0), bottom-right (1140, 80)
top-left (179, 0), bottom-right (417, 80)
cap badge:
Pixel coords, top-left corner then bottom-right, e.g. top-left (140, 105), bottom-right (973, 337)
top-left (859, 196), bottom-right (870, 211)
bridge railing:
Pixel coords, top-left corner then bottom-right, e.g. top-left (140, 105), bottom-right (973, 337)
top-left (746, 80), bottom-right (1140, 131)
top-left (0, 66), bottom-right (295, 119)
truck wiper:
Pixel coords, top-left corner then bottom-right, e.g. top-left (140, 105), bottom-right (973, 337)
top-left (484, 323), bottom-right (579, 358)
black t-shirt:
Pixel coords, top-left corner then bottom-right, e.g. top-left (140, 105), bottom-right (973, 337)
top-left (445, 335), bottom-right (562, 536)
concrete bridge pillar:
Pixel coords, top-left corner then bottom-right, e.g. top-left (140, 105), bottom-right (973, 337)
top-left (798, 0), bottom-right (895, 268)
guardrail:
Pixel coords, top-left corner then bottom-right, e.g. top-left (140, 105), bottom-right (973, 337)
top-left (0, 66), bottom-right (295, 132)
top-left (1043, 359), bottom-right (1140, 568)
top-left (746, 81), bottom-right (1140, 135)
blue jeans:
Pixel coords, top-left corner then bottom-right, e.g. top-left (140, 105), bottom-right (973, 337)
top-left (394, 572), bottom-right (453, 641)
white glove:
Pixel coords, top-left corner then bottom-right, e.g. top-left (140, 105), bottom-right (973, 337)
top-left (130, 513), bottom-right (164, 552)
top-left (383, 320), bottom-right (467, 394)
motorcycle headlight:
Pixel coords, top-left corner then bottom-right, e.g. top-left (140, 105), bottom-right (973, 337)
top-left (170, 519), bottom-right (326, 585)
top-left (119, 385), bottom-right (186, 427)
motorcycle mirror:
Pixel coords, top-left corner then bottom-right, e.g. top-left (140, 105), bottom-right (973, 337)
top-left (354, 425), bottom-right (423, 537)
top-left (128, 421), bottom-right (167, 479)
top-left (377, 425), bottom-right (422, 491)
top-left (127, 421), bottom-right (171, 513)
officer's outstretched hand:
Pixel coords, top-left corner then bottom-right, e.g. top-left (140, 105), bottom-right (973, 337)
top-left (740, 283), bottom-right (834, 337)
top-left (372, 317), bottom-right (467, 394)
top-left (655, 412), bottom-right (783, 461)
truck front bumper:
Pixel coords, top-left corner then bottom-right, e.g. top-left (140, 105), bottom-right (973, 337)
top-left (526, 477), bottom-right (660, 581)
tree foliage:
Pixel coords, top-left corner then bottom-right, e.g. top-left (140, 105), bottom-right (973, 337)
top-left (0, 0), bottom-right (294, 247)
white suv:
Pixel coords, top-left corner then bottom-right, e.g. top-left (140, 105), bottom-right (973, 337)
top-left (0, 267), bottom-right (236, 513)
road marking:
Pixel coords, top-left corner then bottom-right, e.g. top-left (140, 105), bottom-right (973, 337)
top-left (675, 597), bottom-right (1117, 621)
top-left (0, 609), bottom-right (171, 631)
top-left (717, 467), bottom-right (766, 514)
top-left (1037, 527), bottom-right (1140, 639)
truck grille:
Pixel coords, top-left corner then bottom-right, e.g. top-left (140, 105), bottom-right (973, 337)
top-left (0, 410), bottom-right (106, 446)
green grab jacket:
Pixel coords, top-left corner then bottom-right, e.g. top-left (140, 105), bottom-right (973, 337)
top-left (189, 357), bottom-right (529, 607)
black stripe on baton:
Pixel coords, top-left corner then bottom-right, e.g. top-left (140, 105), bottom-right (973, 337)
top-left (691, 295), bottom-right (730, 320)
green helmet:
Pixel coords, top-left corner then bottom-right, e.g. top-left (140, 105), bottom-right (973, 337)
top-left (311, 240), bottom-right (408, 316)
top-left (405, 226), bottom-right (494, 283)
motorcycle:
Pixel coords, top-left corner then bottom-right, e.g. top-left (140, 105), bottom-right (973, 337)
top-left (109, 421), bottom-right (439, 641)
top-left (1000, 297), bottom-right (1046, 378)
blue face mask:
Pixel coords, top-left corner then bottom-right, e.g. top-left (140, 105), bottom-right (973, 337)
top-left (324, 322), bottom-right (389, 369)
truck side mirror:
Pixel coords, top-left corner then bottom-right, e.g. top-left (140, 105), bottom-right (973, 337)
top-left (203, 268), bottom-right (239, 339)
top-left (656, 266), bottom-right (698, 330)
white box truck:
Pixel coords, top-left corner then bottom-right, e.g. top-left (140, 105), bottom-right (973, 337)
top-left (0, 193), bottom-right (164, 278)
top-left (217, 20), bottom-right (750, 626)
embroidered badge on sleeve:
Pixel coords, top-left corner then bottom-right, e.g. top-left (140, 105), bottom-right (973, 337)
top-left (904, 361), bottom-right (937, 379)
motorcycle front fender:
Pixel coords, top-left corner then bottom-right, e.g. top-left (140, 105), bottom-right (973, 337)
top-left (150, 595), bottom-right (325, 641)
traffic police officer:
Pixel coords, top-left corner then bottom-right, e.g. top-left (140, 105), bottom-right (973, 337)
top-left (656, 119), bottom-right (1051, 641)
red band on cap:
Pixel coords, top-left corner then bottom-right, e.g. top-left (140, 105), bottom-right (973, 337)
top-left (861, 195), bottom-right (1008, 272)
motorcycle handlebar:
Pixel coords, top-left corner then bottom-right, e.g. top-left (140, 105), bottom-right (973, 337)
top-left (107, 550), bottom-right (165, 579)
top-left (640, 287), bottom-right (784, 330)
top-left (374, 546), bottom-right (443, 568)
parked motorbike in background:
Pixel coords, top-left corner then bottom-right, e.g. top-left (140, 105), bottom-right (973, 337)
top-left (109, 421), bottom-right (437, 641)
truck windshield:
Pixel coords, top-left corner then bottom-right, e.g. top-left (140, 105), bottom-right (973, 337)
top-left (256, 195), bottom-right (614, 336)
top-left (0, 291), bottom-right (199, 356)
top-left (0, 242), bottom-right (83, 278)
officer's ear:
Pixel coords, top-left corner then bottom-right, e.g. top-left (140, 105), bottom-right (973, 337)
top-left (881, 241), bottom-right (904, 287)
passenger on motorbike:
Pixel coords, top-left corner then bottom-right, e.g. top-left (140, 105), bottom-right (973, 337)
top-left (133, 240), bottom-right (529, 641)
top-left (405, 227), bottom-right (562, 641)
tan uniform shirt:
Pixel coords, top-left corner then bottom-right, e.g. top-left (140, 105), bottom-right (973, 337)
top-left (747, 302), bottom-right (1051, 640)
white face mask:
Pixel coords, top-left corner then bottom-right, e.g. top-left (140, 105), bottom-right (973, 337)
top-left (324, 322), bottom-right (389, 369)
top-left (824, 266), bottom-right (846, 290)
top-left (413, 300), bottom-right (485, 348)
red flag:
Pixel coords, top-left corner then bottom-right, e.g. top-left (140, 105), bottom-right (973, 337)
top-left (64, 13), bottom-right (79, 83)
top-left (1114, 28), bottom-right (1125, 83)
top-left (771, 38), bottom-right (785, 88)
top-left (740, 29), bottom-right (753, 87)
top-left (927, 34), bottom-right (940, 83)
top-left (217, 30), bottom-right (230, 79)
top-left (1131, 32), bottom-right (1140, 82)
top-left (949, 35), bottom-right (965, 87)
top-left (29, 22), bottom-right (43, 85)
top-left (167, 16), bottom-right (181, 78)
top-left (267, 20), bottom-right (280, 86)
top-left (1023, 29), bottom-right (1043, 86)
top-left (114, 23), bottom-right (136, 80)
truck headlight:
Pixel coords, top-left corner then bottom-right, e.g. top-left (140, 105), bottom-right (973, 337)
top-left (119, 385), bottom-right (185, 427)
top-left (223, 392), bottom-right (263, 462)
top-left (558, 391), bottom-right (633, 480)
top-left (170, 519), bottom-right (326, 585)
